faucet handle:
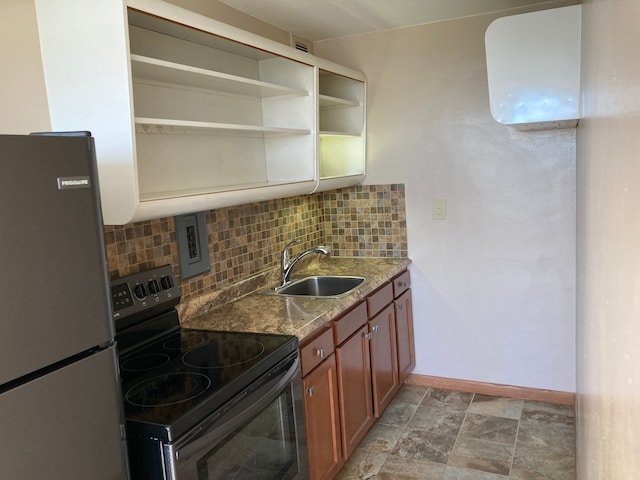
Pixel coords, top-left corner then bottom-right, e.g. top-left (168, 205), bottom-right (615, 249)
top-left (282, 239), bottom-right (301, 268)
top-left (284, 239), bottom-right (301, 250)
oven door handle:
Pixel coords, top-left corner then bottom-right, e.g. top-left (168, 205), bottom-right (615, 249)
top-left (165, 355), bottom-right (301, 477)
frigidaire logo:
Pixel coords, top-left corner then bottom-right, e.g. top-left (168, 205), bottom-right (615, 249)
top-left (57, 176), bottom-right (91, 190)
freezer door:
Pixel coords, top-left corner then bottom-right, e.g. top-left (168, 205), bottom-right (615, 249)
top-left (0, 134), bottom-right (114, 384)
top-left (0, 344), bottom-right (128, 479)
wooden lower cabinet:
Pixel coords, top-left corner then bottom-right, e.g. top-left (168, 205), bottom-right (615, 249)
top-left (395, 289), bottom-right (416, 382)
top-left (369, 303), bottom-right (400, 417)
top-left (335, 324), bottom-right (374, 459)
top-left (301, 271), bottom-right (416, 479)
top-left (302, 354), bottom-right (343, 480)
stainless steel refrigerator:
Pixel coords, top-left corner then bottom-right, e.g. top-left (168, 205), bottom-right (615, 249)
top-left (0, 133), bottom-right (129, 479)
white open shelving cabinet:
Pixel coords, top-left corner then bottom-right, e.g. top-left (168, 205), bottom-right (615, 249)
top-left (35, 0), bottom-right (366, 224)
top-left (316, 69), bottom-right (366, 192)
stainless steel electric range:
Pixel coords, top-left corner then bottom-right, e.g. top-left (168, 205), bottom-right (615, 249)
top-left (111, 265), bottom-right (309, 480)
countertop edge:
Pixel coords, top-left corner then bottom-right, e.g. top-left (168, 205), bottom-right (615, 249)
top-left (179, 257), bottom-right (411, 341)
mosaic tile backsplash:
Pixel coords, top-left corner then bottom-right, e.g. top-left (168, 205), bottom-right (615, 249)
top-left (104, 184), bottom-right (407, 303)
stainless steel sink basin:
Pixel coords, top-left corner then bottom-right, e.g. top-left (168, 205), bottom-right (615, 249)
top-left (259, 275), bottom-right (366, 298)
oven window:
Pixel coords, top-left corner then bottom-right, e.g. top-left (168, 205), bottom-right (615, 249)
top-left (196, 388), bottom-right (301, 479)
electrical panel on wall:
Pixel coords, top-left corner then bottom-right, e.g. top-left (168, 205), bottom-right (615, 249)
top-left (485, 5), bottom-right (581, 131)
top-left (175, 212), bottom-right (211, 279)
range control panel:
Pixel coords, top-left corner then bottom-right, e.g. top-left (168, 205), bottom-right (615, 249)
top-left (110, 264), bottom-right (181, 324)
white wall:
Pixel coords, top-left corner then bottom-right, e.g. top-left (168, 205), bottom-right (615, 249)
top-left (576, 0), bottom-right (640, 477)
top-left (315, 7), bottom-right (576, 392)
top-left (0, 0), bottom-right (50, 133)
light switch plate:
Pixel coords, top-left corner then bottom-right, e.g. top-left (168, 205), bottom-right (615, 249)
top-left (432, 199), bottom-right (446, 220)
top-left (175, 212), bottom-right (211, 279)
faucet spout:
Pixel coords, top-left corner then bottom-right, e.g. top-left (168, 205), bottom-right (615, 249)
top-left (280, 241), bottom-right (331, 287)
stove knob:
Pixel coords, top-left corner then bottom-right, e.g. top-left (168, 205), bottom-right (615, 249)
top-left (160, 275), bottom-right (174, 290)
top-left (148, 279), bottom-right (161, 294)
top-left (133, 283), bottom-right (147, 300)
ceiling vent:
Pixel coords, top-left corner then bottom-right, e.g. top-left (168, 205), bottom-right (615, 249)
top-left (291, 34), bottom-right (312, 54)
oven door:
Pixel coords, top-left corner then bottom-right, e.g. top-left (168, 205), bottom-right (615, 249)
top-left (165, 353), bottom-right (309, 480)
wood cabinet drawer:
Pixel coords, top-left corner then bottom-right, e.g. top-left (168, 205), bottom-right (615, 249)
top-left (393, 270), bottom-right (411, 298)
top-left (366, 282), bottom-right (393, 318)
top-left (333, 302), bottom-right (367, 346)
top-left (301, 328), bottom-right (335, 377)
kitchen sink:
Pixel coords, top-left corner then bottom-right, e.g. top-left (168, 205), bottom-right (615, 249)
top-left (259, 275), bottom-right (367, 298)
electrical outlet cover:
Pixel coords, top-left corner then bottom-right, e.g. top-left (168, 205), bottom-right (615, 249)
top-left (175, 212), bottom-right (211, 279)
top-left (432, 199), bottom-right (446, 220)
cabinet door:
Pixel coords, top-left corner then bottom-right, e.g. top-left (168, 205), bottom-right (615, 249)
top-left (369, 303), bottom-right (400, 417)
top-left (395, 289), bottom-right (416, 382)
top-left (303, 354), bottom-right (343, 480)
top-left (336, 324), bottom-right (374, 459)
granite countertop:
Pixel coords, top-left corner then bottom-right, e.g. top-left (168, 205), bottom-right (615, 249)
top-left (179, 257), bottom-right (411, 341)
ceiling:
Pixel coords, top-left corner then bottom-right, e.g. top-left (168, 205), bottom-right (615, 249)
top-left (218, 0), bottom-right (559, 42)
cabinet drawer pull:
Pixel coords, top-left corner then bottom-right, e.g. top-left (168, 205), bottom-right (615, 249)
top-left (315, 348), bottom-right (325, 358)
top-left (372, 325), bottom-right (380, 333)
top-left (305, 386), bottom-right (315, 397)
top-left (400, 281), bottom-right (408, 288)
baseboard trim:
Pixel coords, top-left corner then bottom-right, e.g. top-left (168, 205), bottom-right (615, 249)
top-left (405, 374), bottom-right (575, 406)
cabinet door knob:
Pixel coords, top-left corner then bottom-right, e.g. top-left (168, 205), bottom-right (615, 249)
top-left (364, 332), bottom-right (373, 341)
top-left (372, 325), bottom-right (380, 333)
top-left (398, 304), bottom-right (403, 311)
top-left (305, 386), bottom-right (315, 397)
top-left (315, 348), bottom-right (325, 358)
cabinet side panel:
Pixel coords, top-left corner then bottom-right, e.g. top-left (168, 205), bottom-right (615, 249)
top-left (35, 0), bottom-right (138, 224)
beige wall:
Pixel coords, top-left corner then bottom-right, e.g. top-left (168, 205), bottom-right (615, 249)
top-left (0, 0), bottom-right (50, 133)
top-left (576, 0), bottom-right (640, 477)
top-left (314, 4), bottom-right (577, 392)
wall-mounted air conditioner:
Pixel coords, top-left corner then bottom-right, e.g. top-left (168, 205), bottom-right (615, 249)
top-left (485, 5), bottom-right (581, 131)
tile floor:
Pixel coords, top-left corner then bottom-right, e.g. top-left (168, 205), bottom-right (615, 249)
top-left (335, 385), bottom-right (575, 480)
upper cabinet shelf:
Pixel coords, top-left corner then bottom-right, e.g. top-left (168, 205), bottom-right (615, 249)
top-left (319, 131), bottom-right (362, 136)
top-left (35, 0), bottom-right (366, 224)
top-left (131, 54), bottom-right (309, 98)
top-left (319, 94), bottom-right (360, 109)
top-left (135, 118), bottom-right (311, 137)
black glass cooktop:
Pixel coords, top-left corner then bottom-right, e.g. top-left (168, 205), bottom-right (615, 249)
top-left (118, 326), bottom-right (298, 442)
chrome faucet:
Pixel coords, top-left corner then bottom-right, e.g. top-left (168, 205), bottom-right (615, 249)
top-left (280, 239), bottom-right (331, 287)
